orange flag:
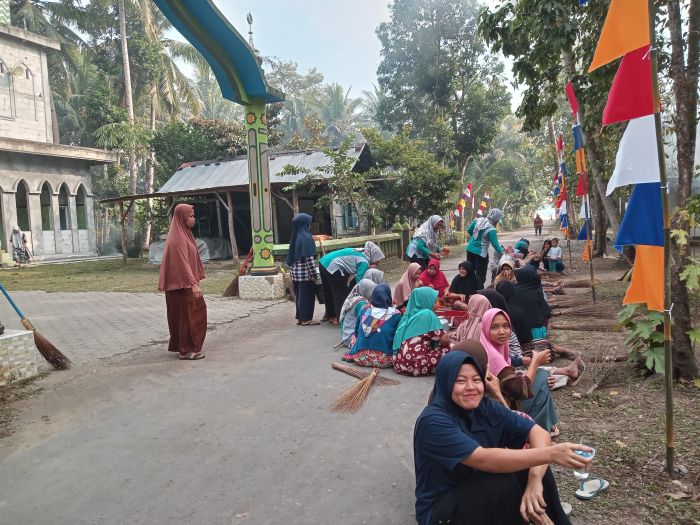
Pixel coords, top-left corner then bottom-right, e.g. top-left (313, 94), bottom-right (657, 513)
top-left (623, 245), bottom-right (663, 311)
top-left (589, 0), bottom-right (650, 72)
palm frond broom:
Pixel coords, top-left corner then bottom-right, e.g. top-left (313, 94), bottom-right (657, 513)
top-left (332, 362), bottom-right (400, 385)
top-left (553, 301), bottom-right (620, 319)
top-left (0, 283), bottom-right (72, 370)
top-left (331, 367), bottom-right (380, 413)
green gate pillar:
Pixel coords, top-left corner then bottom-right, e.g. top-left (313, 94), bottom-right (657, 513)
top-left (245, 100), bottom-right (275, 274)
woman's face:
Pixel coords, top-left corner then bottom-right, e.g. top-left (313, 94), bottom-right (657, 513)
top-left (543, 242), bottom-right (551, 250)
top-left (427, 266), bottom-right (437, 277)
top-left (500, 266), bottom-right (513, 280)
top-left (458, 266), bottom-right (467, 277)
top-left (434, 220), bottom-right (444, 231)
top-left (451, 363), bottom-right (484, 410)
top-left (489, 313), bottom-right (511, 346)
top-left (413, 269), bottom-right (422, 280)
top-left (186, 210), bottom-right (196, 228)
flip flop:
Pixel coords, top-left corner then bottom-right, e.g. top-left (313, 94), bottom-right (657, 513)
top-left (550, 426), bottom-right (560, 438)
top-left (570, 361), bottom-right (586, 387)
top-left (561, 502), bottom-right (572, 517)
top-left (575, 478), bottom-right (609, 500)
top-left (179, 352), bottom-right (205, 360)
top-left (301, 320), bottom-right (320, 326)
top-left (548, 374), bottom-right (569, 391)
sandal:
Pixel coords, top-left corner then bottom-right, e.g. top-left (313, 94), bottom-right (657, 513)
top-left (575, 478), bottom-right (609, 500)
top-left (548, 374), bottom-right (569, 391)
top-left (179, 352), bottom-right (205, 360)
top-left (301, 320), bottom-right (320, 326)
top-left (550, 426), bottom-right (561, 438)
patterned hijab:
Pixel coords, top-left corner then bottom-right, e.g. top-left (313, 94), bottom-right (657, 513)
top-left (413, 215), bottom-right (443, 251)
top-left (361, 284), bottom-right (400, 336)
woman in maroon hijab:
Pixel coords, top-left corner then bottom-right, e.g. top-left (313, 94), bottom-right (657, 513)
top-left (159, 204), bottom-right (207, 360)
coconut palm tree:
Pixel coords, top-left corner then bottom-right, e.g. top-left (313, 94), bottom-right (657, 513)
top-left (312, 83), bottom-right (364, 147)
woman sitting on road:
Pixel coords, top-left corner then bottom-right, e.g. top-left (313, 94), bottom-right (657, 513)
top-left (158, 204), bottom-right (207, 361)
top-left (480, 308), bottom-right (560, 435)
top-left (394, 262), bottom-right (423, 309)
top-left (447, 260), bottom-right (482, 310)
top-left (338, 269), bottom-right (384, 347)
top-left (493, 254), bottom-right (517, 286)
top-left (343, 284), bottom-right (402, 368)
top-left (392, 288), bottom-right (452, 376)
top-left (452, 293), bottom-right (491, 343)
top-left (418, 259), bottom-right (451, 298)
top-left (414, 345), bottom-right (589, 525)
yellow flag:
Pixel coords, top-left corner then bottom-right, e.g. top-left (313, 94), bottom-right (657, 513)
top-left (623, 245), bottom-right (663, 311)
top-left (589, 0), bottom-right (650, 72)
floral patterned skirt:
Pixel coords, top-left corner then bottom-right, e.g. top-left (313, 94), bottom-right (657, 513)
top-left (393, 331), bottom-right (451, 377)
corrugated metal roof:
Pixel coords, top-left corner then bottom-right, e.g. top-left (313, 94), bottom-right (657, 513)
top-left (157, 145), bottom-right (368, 194)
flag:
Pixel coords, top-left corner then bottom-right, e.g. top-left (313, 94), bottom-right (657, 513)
top-left (623, 245), bottom-right (664, 311)
top-left (588, 0), bottom-right (650, 72)
top-left (577, 220), bottom-right (592, 241)
top-left (576, 171), bottom-right (589, 197)
top-left (579, 0), bottom-right (588, 5)
top-left (565, 82), bottom-right (579, 116)
top-left (614, 182), bottom-right (663, 250)
top-left (572, 125), bottom-right (584, 150)
top-left (606, 115), bottom-right (661, 195)
top-left (559, 200), bottom-right (569, 228)
top-left (603, 46), bottom-right (654, 126)
top-left (556, 133), bottom-right (564, 153)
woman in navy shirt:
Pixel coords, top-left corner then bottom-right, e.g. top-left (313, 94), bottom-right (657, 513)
top-left (413, 341), bottom-right (590, 525)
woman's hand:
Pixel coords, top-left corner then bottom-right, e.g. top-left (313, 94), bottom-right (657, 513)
top-left (522, 356), bottom-right (532, 366)
top-left (520, 477), bottom-right (546, 524)
top-left (548, 442), bottom-right (593, 469)
top-left (439, 332), bottom-right (451, 347)
top-left (192, 284), bottom-right (203, 299)
top-left (532, 349), bottom-right (551, 366)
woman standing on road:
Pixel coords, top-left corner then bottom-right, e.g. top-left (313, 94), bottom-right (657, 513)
top-left (407, 215), bottom-right (446, 269)
top-left (286, 213), bottom-right (321, 326)
top-left (159, 204), bottom-right (207, 360)
top-left (466, 209), bottom-right (505, 287)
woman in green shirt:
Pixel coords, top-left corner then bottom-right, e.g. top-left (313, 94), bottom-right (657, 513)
top-left (466, 209), bottom-right (504, 287)
top-left (406, 215), bottom-right (445, 269)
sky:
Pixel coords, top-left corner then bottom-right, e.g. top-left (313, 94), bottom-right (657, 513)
top-left (184, 0), bottom-right (523, 108)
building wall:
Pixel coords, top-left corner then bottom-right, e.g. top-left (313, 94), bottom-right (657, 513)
top-left (0, 151), bottom-right (96, 257)
top-left (0, 35), bottom-right (52, 143)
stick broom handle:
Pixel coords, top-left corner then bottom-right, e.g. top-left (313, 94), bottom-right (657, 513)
top-left (0, 282), bottom-right (26, 319)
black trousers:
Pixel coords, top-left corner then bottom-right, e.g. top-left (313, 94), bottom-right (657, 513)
top-left (535, 226), bottom-right (542, 235)
top-left (467, 251), bottom-right (490, 288)
top-left (430, 468), bottom-right (570, 525)
top-left (319, 266), bottom-right (352, 319)
top-left (410, 254), bottom-right (430, 270)
top-left (293, 280), bottom-right (316, 322)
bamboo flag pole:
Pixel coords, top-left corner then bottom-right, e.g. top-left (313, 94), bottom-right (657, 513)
top-left (647, 0), bottom-right (674, 475)
top-left (574, 114), bottom-right (597, 302)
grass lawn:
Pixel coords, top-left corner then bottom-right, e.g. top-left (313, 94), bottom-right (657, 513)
top-left (0, 259), bottom-right (238, 294)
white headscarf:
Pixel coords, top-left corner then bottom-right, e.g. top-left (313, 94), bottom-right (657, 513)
top-left (10, 226), bottom-right (23, 250)
top-left (412, 215), bottom-right (443, 251)
top-left (363, 241), bottom-right (385, 263)
top-left (339, 279), bottom-right (378, 344)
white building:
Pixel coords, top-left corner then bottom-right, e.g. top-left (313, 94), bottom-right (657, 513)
top-left (0, 22), bottom-right (116, 259)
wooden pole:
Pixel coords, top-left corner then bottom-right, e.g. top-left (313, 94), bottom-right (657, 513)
top-left (119, 201), bottom-right (127, 265)
top-left (226, 191), bottom-right (240, 267)
top-left (648, 0), bottom-right (674, 476)
top-left (583, 195), bottom-right (597, 302)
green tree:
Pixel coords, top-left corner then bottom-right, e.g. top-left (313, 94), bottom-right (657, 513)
top-left (376, 0), bottom-right (510, 172)
top-left (311, 83), bottom-right (365, 147)
top-left (363, 127), bottom-right (458, 227)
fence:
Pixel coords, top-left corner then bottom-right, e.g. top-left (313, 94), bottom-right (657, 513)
top-left (272, 228), bottom-right (411, 262)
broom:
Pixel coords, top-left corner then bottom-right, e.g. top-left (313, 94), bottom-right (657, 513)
top-left (554, 301), bottom-right (620, 318)
top-left (0, 283), bottom-right (72, 370)
top-left (332, 361), bottom-right (400, 385)
top-left (331, 367), bottom-right (380, 413)
top-left (548, 296), bottom-right (590, 308)
top-left (223, 249), bottom-right (253, 297)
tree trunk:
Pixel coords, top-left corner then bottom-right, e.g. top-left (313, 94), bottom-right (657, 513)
top-left (666, 0), bottom-right (700, 379)
top-left (591, 183), bottom-right (608, 256)
top-left (118, 0), bottom-right (137, 242)
top-left (227, 191), bottom-right (240, 266)
top-left (144, 93), bottom-right (156, 249)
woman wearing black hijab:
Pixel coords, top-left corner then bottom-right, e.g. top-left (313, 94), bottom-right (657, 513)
top-left (477, 288), bottom-right (507, 311)
top-left (515, 265), bottom-right (551, 340)
top-left (286, 213), bottom-right (320, 325)
top-left (413, 342), bottom-right (588, 525)
top-left (495, 281), bottom-right (533, 346)
top-left (448, 261), bottom-right (482, 309)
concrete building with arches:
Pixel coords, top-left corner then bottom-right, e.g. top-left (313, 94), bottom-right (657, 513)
top-left (0, 22), bottom-right (116, 259)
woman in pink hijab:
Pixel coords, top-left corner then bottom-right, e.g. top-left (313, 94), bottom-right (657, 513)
top-left (393, 262), bottom-right (422, 308)
top-left (159, 204), bottom-right (207, 360)
top-left (452, 294), bottom-right (491, 343)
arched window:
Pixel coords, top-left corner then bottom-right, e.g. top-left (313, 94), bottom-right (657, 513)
top-left (0, 58), bottom-right (15, 118)
top-left (75, 185), bottom-right (87, 230)
top-left (40, 182), bottom-right (53, 231)
top-left (58, 184), bottom-right (70, 230)
top-left (15, 181), bottom-right (30, 231)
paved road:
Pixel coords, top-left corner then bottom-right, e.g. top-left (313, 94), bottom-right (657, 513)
top-left (0, 222), bottom-right (581, 525)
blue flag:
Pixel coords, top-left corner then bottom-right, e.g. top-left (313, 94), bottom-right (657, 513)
top-left (614, 183), bottom-right (663, 251)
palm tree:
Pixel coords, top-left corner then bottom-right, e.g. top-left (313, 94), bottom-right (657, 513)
top-left (312, 83), bottom-right (364, 146)
top-left (361, 83), bottom-right (389, 125)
